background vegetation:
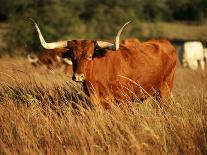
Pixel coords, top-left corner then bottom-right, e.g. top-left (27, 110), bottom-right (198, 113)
top-left (0, 0), bottom-right (207, 53)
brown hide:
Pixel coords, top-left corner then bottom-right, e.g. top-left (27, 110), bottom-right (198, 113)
top-left (121, 38), bottom-right (140, 46)
top-left (32, 48), bottom-right (68, 69)
top-left (67, 39), bottom-right (177, 107)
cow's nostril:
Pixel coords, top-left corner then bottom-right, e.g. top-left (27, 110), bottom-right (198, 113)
top-left (72, 73), bottom-right (85, 82)
top-left (81, 74), bottom-right (85, 79)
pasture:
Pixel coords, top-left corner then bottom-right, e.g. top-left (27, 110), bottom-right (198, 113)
top-left (0, 57), bottom-right (206, 155)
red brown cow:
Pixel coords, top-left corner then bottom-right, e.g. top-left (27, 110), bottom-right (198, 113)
top-left (31, 19), bottom-right (177, 108)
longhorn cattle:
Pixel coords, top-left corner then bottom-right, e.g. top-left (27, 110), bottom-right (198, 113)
top-left (31, 19), bottom-right (177, 108)
top-left (27, 48), bottom-right (72, 74)
top-left (182, 41), bottom-right (205, 70)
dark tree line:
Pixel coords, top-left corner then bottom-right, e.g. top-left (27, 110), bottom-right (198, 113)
top-left (0, 0), bottom-right (206, 52)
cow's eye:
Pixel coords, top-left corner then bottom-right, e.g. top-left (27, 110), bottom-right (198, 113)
top-left (86, 55), bottom-right (92, 61)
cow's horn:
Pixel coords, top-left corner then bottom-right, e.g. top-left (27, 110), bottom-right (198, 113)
top-left (63, 58), bottom-right (73, 65)
top-left (96, 21), bottom-right (131, 50)
top-left (27, 54), bottom-right (39, 63)
top-left (96, 41), bottom-right (114, 49)
top-left (115, 21), bottom-right (131, 50)
top-left (29, 18), bottom-right (68, 49)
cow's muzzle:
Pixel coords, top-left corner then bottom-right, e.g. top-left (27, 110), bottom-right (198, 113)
top-left (72, 73), bottom-right (85, 82)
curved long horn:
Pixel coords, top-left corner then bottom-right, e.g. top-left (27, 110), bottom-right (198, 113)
top-left (27, 54), bottom-right (39, 63)
top-left (96, 41), bottom-right (114, 49)
top-left (115, 21), bottom-right (131, 50)
top-left (63, 58), bottom-right (73, 65)
top-left (96, 21), bottom-right (131, 50)
top-left (56, 56), bottom-right (61, 63)
top-left (29, 18), bottom-right (68, 49)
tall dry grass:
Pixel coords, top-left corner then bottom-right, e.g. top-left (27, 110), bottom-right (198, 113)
top-left (0, 57), bottom-right (206, 155)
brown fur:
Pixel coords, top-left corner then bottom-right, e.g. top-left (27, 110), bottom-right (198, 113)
top-left (121, 38), bottom-right (140, 46)
top-left (32, 48), bottom-right (67, 69)
top-left (65, 39), bottom-right (177, 108)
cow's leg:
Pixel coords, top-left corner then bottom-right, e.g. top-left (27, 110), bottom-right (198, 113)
top-left (188, 60), bottom-right (198, 70)
top-left (182, 58), bottom-right (188, 67)
top-left (81, 82), bottom-right (99, 109)
top-left (159, 62), bottom-right (176, 108)
top-left (199, 60), bottom-right (205, 70)
top-left (205, 56), bottom-right (207, 65)
top-left (98, 88), bottom-right (113, 109)
top-left (89, 92), bottom-right (112, 109)
top-left (85, 82), bottom-right (110, 109)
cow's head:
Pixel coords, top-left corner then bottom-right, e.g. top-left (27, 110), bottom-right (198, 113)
top-left (30, 19), bottom-right (130, 82)
top-left (64, 40), bottom-right (97, 82)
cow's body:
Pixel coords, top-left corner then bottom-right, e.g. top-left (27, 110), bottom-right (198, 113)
top-left (28, 48), bottom-right (72, 74)
top-left (28, 48), bottom-right (66, 68)
top-left (72, 40), bottom-right (176, 107)
top-left (183, 41), bottom-right (205, 70)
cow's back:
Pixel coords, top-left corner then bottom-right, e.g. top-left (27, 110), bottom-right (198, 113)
top-left (184, 41), bottom-right (204, 60)
top-left (86, 39), bottom-right (176, 102)
top-left (121, 38), bottom-right (140, 47)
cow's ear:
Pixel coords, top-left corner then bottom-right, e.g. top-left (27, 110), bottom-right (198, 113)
top-left (93, 48), bottom-right (107, 58)
top-left (93, 40), bottom-right (101, 49)
top-left (93, 40), bottom-right (107, 58)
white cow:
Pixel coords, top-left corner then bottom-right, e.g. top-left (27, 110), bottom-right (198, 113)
top-left (183, 41), bottom-right (205, 70)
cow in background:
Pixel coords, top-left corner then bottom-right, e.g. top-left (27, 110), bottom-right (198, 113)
top-left (182, 41), bottom-right (205, 70)
top-left (27, 48), bottom-right (72, 74)
top-left (31, 19), bottom-right (177, 108)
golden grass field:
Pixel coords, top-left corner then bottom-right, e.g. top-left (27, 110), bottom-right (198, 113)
top-left (0, 56), bottom-right (206, 155)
